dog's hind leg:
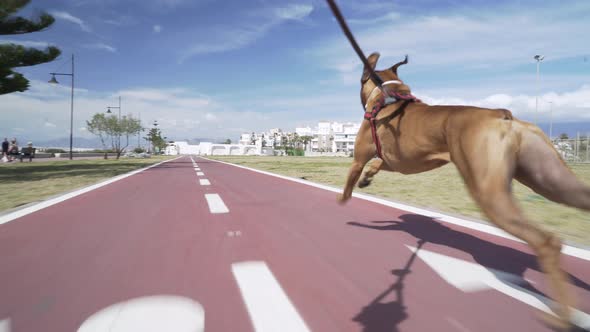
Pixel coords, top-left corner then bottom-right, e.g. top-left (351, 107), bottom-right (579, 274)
top-left (358, 158), bottom-right (383, 188)
top-left (515, 123), bottom-right (590, 211)
top-left (450, 123), bottom-right (574, 328)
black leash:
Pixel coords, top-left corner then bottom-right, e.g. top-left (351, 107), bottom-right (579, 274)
top-left (325, 0), bottom-right (384, 87)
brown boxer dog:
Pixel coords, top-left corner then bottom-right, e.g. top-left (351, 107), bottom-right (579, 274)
top-left (338, 52), bottom-right (590, 329)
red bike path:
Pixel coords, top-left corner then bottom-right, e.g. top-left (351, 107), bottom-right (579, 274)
top-left (0, 156), bottom-right (588, 331)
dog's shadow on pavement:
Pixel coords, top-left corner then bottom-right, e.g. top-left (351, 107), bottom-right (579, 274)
top-left (348, 214), bottom-right (590, 332)
top-left (352, 240), bottom-right (426, 332)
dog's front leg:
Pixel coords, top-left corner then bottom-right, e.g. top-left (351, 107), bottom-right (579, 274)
top-left (338, 121), bottom-right (376, 204)
top-left (337, 160), bottom-right (365, 204)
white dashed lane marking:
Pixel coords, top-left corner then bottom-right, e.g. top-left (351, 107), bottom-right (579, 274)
top-left (199, 179), bottom-right (211, 186)
top-left (232, 261), bottom-right (311, 332)
top-left (197, 172), bottom-right (204, 176)
top-left (204, 194), bottom-right (229, 214)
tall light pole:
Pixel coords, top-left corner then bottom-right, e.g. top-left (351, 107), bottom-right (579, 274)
top-left (48, 54), bottom-right (75, 160)
top-left (106, 96), bottom-right (121, 119)
top-left (548, 101), bottom-right (553, 141)
top-left (137, 112), bottom-right (142, 150)
top-left (106, 96), bottom-right (122, 153)
top-left (152, 120), bottom-right (158, 154)
top-left (534, 54), bottom-right (544, 126)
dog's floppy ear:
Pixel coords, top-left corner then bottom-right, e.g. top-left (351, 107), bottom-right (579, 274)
top-left (361, 52), bottom-right (380, 83)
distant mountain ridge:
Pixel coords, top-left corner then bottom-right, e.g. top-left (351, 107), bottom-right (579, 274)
top-left (31, 136), bottom-right (229, 149)
top-left (32, 137), bottom-right (104, 149)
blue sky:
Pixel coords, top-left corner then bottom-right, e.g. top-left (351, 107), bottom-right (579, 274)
top-left (1, 0), bottom-right (589, 142)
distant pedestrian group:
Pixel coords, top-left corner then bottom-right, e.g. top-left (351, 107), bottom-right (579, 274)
top-left (2, 138), bottom-right (30, 162)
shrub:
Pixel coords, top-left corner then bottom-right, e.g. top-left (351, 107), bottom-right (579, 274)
top-left (90, 149), bottom-right (114, 153)
top-left (45, 148), bottom-right (66, 153)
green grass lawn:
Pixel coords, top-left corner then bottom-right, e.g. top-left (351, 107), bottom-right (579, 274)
top-left (0, 156), bottom-right (174, 213)
top-left (210, 156), bottom-right (590, 246)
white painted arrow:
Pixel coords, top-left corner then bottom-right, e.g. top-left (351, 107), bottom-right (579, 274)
top-left (0, 318), bottom-right (11, 332)
top-left (407, 245), bottom-right (590, 329)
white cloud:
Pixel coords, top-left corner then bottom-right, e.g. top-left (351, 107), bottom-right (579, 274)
top-left (274, 4), bottom-right (313, 21)
top-left (153, 25), bottom-right (162, 33)
top-left (3, 78), bottom-right (588, 145)
top-left (418, 85), bottom-right (590, 122)
top-left (339, 0), bottom-right (396, 13)
top-left (154, 0), bottom-right (192, 8)
top-left (50, 10), bottom-right (92, 32)
top-left (315, 4), bottom-right (590, 80)
top-left (103, 15), bottom-right (137, 26)
top-left (83, 42), bottom-right (116, 52)
top-left (348, 11), bottom-right (400, 25)
top-left (204, 113), bottom-right (217, 121)
top-left (103, 19), bottom-right (122, 26)
top-left (180, 3), bottom-right (313, 61)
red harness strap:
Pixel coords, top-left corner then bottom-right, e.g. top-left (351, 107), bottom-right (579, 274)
top-left (364, 91), bottom-right (420, 159)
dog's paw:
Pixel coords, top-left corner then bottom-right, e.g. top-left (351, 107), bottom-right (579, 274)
top-left (535, 310), bottom-right (572, 331)
top-left (337, 194), bottom-right (350, 205)
top-left (358, 178), bottom-right (371, 188)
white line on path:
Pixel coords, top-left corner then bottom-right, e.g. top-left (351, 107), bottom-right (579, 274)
top-left (232, 261), bottom-right (311, 332)
top-left (204, 157), bottom-right (590, 261)
top-left (0, 318), bottom-right (10, 332)
top-left (0, 156), bottom-right (183, 226)
top-left (204, 194), bottom-right (229, 214)
top-left (199, 179), bottom-right (211, 186)
top-left (196, 172), bottom-right (204, 176)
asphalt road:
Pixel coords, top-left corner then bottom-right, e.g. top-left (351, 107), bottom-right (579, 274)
top-left (0, 156), bottom-right (588, 331)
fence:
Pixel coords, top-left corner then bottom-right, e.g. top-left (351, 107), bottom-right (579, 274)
top-left (553, 136), bottom-right (590, 163)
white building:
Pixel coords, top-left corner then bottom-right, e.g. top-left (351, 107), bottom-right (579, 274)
top-left (239, 133), bottom-right (254, 145)
top-left (333, 122), bottom-right (360, 153)
top-left (165, 141), bottom-right (272, 156)
top-left (295, 126), bottom-right (313, 136)
top-left (237, 120), bottom-right (362, 156)
top-left (305, 121), bottom-right (361, 153)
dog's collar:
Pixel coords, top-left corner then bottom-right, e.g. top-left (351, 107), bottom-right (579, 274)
top-left (364, 80), bottom-right (403, 110)
top-left (364, 80), bottom-right (421, 111)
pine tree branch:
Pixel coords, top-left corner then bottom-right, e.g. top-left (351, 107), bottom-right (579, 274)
top-left (0, 0), bottom-right (30, 20)
top-left (0, 69), bottom-right (28, 94)
top-left (0, 12), bottom-right (55, 35)
top-left (0, 44), bottom-right (60, 68)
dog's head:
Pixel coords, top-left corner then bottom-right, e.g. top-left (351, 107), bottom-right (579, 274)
top-left (360, 53), bottom-right (412, 108)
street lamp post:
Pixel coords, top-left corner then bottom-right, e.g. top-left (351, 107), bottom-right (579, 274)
top-left (106, 96), bottom-right (121, 119)
top-left (48, 54), bottom-right (75, 160)
top-left (137, 112), bottom-right (142, 150)
top-left (152, 120), bottom-right (158, 154)
top-left (534, 55), bottom-right (544, 126)
top-left (106, 96), bottom-right (122, 154)
top-left (548, 101), bottom-right (553, 141)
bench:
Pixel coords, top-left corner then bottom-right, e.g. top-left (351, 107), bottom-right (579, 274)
top-left (19, 147), bottom-right (36, 162)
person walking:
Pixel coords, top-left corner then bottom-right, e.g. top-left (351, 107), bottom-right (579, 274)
top-left (1, 138), bottom-right (8, 162)
top-left (8, 138), bottom-right (18, 162)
